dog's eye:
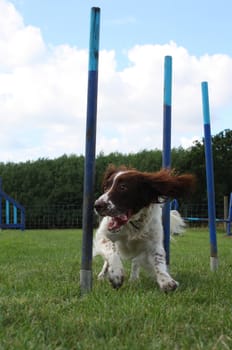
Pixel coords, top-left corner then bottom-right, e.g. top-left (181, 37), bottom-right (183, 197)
top-left (118, 183), bottom-right (127, 191)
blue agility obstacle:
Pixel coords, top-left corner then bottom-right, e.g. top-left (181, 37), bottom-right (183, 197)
top-left (171, 82), bottom-right (219, 270)
top-left (163, 71), bottom-right (221, 271)
top-left (0, 177), bottom-right (25, 230)
top-left (162, 56), bottom-right (172, 266)
top-left (171, 83), bottom-right (219, 270)
top-left (201, 82), bottom-right (218, 271)
top-left (79, 13), bottom-right (224, 291)
top-left (80, 7), bottom-right (101, 294)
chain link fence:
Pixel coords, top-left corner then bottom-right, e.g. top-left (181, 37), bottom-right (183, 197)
top-left (25, 204), bottom-right (82, 229)
top-left (21, 201), bottom-right (227, 229)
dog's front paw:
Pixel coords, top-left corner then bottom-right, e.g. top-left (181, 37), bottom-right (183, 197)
top-left (98, 270), bottom-right (107, 280)
top-left (159, 278), bottom-right (179, 292)
top-left (97, 261), bottom-right (109, 280)
top-left (108, 266), bottom-right (124, 289)
top-left (107, 254), bottom-right (124, 289)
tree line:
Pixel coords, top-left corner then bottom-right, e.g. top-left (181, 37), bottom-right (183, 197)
top-left (0, 129), bottom-right (231, 228)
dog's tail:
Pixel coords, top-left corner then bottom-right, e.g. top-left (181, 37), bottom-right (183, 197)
top-left (170, 210), bottom-right (186, 235)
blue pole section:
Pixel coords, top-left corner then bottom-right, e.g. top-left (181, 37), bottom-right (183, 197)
top-left (162, 56), bottom-right (172, 266)
top-left (201, 82), bottom-right (218, 271)
top-left (13, 205), bottom-right (17, 224)
top-left (6, 200), bottom-right (10, 225)
top-left (80, 7), bottom-right (100, 294)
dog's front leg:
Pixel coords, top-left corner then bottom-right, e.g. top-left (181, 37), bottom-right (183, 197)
top-left (94, 218), bottom-right (125, 288)
top-left (107, 245), bottom-right (124, 289)
top-left (96, 238), bottom-right (124, 289)
top-left (97, 260), bottom-right (109, 280)
top-left (149, 245), bottom-right (179, 292)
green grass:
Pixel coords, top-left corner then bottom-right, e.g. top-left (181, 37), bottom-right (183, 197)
top-left (0, 228), bottom-right (232, 349)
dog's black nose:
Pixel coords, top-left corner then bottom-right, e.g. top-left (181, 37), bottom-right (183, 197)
top-left (94, 199), bottom-right (106, 213)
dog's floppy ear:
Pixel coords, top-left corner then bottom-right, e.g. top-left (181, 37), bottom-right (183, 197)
top-left (101, 164), bottom-right (129, 191)
top-left (103, 164), bottom-right (117, 181)
top-left (142, 169), bottom-right (196, 201)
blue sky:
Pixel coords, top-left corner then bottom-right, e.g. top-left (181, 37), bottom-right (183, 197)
top-left (14, 0), bottom-right (232, 58)
top-left (0, 0), bottom-right (231, 162)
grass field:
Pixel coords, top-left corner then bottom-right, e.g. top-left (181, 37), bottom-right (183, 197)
top-left (0, 228), bottom-right (232, 349)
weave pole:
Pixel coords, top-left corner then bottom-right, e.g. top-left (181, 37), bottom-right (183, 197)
top-left (201, 82), bottom-right (218, 271)
top-left (162, 56), bottom-right (172, 266)
top-left (80, 7), bottom-right (101, 294)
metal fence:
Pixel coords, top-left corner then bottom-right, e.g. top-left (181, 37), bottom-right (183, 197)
top-left (180, 201), bottom-right (226, 228)
top-left (25, 204), bottom-right (82, 229)
top-left (21, 201), bottom-right (228, 230)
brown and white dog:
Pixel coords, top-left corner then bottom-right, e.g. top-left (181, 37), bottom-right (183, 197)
top-left (93, 165), bottom-right (195, 291)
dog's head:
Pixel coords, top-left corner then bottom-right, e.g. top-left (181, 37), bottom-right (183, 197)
top-left (94, 164), bottom-right (195, 231)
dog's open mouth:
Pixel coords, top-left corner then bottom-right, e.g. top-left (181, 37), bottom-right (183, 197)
top-left (108, 211), bottom-right (132, 231)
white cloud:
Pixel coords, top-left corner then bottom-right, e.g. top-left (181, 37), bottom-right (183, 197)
top-left (0, 0), bottom-right (45, 68)
top-left (97, 42), bottom-right (232, 154)
top-left (0, 1), bottom-right (231, 162)
top-left (180, 136), bottom-right (200, 149)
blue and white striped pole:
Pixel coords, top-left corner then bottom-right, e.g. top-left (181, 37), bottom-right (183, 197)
top-left (80, 7), bottom-right (100, 294)
top-left (201, 82), bottom-right (218, 271)
top-left (162, 56), bottom-right (172, 266)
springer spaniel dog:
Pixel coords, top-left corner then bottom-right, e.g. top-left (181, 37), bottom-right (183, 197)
top-left (93, 165), bottom-right (195, 292)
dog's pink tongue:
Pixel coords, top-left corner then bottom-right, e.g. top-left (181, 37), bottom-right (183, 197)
top-left (108, 214), bottom-right (129, 231)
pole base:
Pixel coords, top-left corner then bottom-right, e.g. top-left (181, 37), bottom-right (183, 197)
top-left (210, 257), bottom-right (219, 271)
top-left (80, 269), bottom-right (92, 295)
